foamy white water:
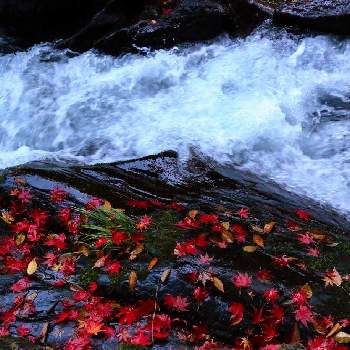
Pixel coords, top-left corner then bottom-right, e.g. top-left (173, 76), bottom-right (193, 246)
top-left (1, 27), bottom-right (350, 212)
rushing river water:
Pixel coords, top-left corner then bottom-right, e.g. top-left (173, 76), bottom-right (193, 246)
top-left (1, 27), bottom-right (350, 213)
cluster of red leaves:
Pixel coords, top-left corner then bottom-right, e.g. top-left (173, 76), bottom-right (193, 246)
top-left (0, 181), bottom-right (349, 350)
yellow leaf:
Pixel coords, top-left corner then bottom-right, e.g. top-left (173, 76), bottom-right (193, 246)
top-left (243, 245), bottom-right (258, 253)
top-left (147, 257), bottom-right (158, 270)
top-left (188, 210), bottom-right (199, 219)
top-left (27, 259), bottom-right (38, 275)
top-left (221, 222), bottom-right (230, 230)
top-left (264, 222), bottom-right (276, 234)
top-left (160, 269), bottom-right (171, 284)
top-left (327, 323), bottom-right (342, 338)
top-left (221, 229), bottom-right (234, 243)
top-left (253, 234), bottom-right (264, 248)
top-left (1, 211), bottom-right (14, 224)
top-left (103, 200), bottom-right (112, 210)
top-left (211, 276), bottom-right (224, 293)
top-left (129, 244), bottom-right (144, 260)
top-left (129, 270), bottom-right (137, 290)
top-left (16, 234), bottom-right (26, 246)
top-left (301, 283), bottom-right (313, 299)
top-left (251, 225), bottom-right (264, 234)
top-left (334, 331), bottom-right (350, 344)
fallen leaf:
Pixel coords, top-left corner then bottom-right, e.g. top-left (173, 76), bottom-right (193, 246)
top-left (243, 245), bottom-right (258, 253)
top-left (161, 269), bottom-right (171, 284)
top-left (323, 268), bottom-right (342, 287)
top-left (327, 323), bottom-right (342, 338)
top-left (212, 276), bottom-right (224, 293)
top-left (251, 225), bottom-right (264, 234)
top-left (27, 259), bottom-right (37, 275)
top-left (253, 234), bottom-right (264, 248)
top-left (334, 331), bottom-right (350, 344)
top-left (301, 283), bottom-right (313, 299)
top-left (129, 244), bottom-right (144, 260)
top-left (221, 222), bottom-right (230, 230)
top-left (16, 234), bottom-right (26, 246)
top-left (147, 257), bottom-right (158, 270)
top-left (221, 229), bottom-right (234, 243)
top-left (264, 222), bottom-right (276, 234)
top-left (103, 200), bottom-right (112, 210)
top-left (129, 270), bottom-right (137, 290)
top-left (188, 210), bottom-right (199, 219)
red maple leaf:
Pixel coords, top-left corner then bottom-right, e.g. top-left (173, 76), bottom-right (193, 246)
top-left (174, 241), bottom-right (198, 257)
top-left (228, 302), bottom-right (244, 325)
top-left (11, 277), bottom-right (31, 293)
top-left (295, 209), bottom-right (311, 221)
top-left (95, 236), bottom-right (109, 248)
top-left (163, 294), bottom-right (189, 312)
top-left (50, 187), bottom-right (67, 203)
top-left (199, 214), bottom-right (219, 224)
top-left (137, 215), bottom-right (152, 230)
top-left (263, 288), bottom-right (279, 303)
top-left (193, 287), bottom-right (209, 303)
top-left (105, 261), bottom-right (122, 275)
top-left (295, 306), bottom-right (313, 327)
top-left (17, 325), bottom-right (30, 337)
top-left (297, 233), bottom-right (315, 245)
top-left (111, 231), bottom-right (127, 246)
top-left (231, 224), bottom-right (247, 243)
top-left (45, 233), bottom-right (67, 250)
top-left (238, 207), bottom-right (250, 219)
top-left (232, 272), bottom-right (252, 289)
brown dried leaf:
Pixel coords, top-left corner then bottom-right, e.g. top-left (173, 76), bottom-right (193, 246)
top-left (323, 268), bottom-right (342, 287)
top-left (221, 229), bottom-right (234, 243)
top-left (211, 276), bottom-right (224, 293)
top-left (264, 221), bottom-right (277, 234)
top-left (94, 255), bottom-right (108, 268)
top-left (160, 269), bottom-right (171, 284)
top-left (76, 244), bottom-right (90, 257)
top-left (129, 244), bottom-right (144, 260)
top-left (327, 323), bottom-right (342, 338)
top-left (129, 270), bottom-right (137, 290)
top-left (251, 224), bottom-right (264, 234)
top-left (334, 331), bottom-right (350, 344)
top-left (147, 257), bottom-right (158, 270)
top-left (243, 245), bottom-right (258, 253)
top-left (188, 210), bottom-right (199, 219)
top-left (27, 259), bottom-right (37, 275)
top-left (253, 234), bottom-right (264, 248)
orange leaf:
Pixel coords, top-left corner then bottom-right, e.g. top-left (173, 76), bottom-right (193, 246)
top-left (243, 245), bottom-right (258, 253)
top-left (129, 270), bottom-right (137, 290)
top-left (147, 257), bottom-right (158, 270)
top-left (253, 234), bottom-right (264, 248)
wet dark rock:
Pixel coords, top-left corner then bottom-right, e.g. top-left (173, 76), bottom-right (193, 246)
top-left (0, 0), bottom-right (109, 46)
top-left (273, 0), bottom-right (350, 35)
top-left (62, 0), bottom-right (268, 55)
top-left (0, 337), bottom-right (46, 349)
top-left (1, 152), bottom-right (350, 348)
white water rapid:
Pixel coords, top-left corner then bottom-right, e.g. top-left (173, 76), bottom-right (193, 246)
top-left (1, 27), bottom-right (350, 213)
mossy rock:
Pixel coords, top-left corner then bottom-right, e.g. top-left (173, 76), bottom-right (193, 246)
top-left (0, 337), bottom-right (47, 350)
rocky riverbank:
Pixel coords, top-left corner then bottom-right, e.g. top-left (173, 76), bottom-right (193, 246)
top-left (1, 0), bottom-right (350, 55)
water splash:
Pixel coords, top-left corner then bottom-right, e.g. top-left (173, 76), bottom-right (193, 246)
top-left (1, 27), bottom-right (350, 213)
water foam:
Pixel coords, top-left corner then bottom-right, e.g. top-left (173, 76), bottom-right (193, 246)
top-left (1, 27), bottom-right (350, 212)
